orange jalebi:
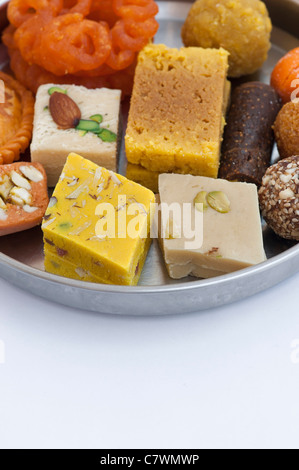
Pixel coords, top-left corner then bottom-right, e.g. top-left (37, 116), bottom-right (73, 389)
top-left (88, 0), bottom-right (118, 26)
top-left (2, 24), bottom-right (16, 50)
top-left (7, 36), bottom-right (137, 96)
top-left (111, 20), bottom-right (148, 52)
top-left (37, 14), bottom-right (111, 74)
top-left (8, 0), bottom-right (62, 27)
top-left (59, 0), bottom-right (92, 16)
top-left (113, 0), bottom-right (159, 21)
top-left (3, 0), bottom-right (159, 95)
top-left (106, 43), bottom-right (136, 70)
top-left (14, 10), bottom-right (53, 64)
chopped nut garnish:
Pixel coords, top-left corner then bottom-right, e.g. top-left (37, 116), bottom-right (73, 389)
top-left (104, 176), bottom-right (112, 190)
top-left (11, 171), bottom-right (31, 190)
top-left (0, 174), bottom-right (13, 200)
top-left (194, 191), bottom-right (208, 212)
top-left (205, 247), bottom-right (219, 256)
top-left (20, 165), bottom-right (44, 183)
top-left (49, 92), bottom-right (81, 129)
top-left (23, 205), bottom-right (38, 213)
top-left (279, 188), bottom-right (295, 200)
top-left (69, 222), bottom-right (92, 236)
top-left (67, 177), bottom-right (79, 187)
top-left (0, 196), bottom-right (6, 210)
top-left (207, 191), bottom-right (231, 214)
top-left (75, 267), bottom-right (89, 278)
top-left (259, 155), bottom-right (299, 241)
top-left (66, 179), bottom-right (92, 200)
top-left (109, 171), bottom-right (122, 186)
top-left (48, 197), bottom-right (58, 208)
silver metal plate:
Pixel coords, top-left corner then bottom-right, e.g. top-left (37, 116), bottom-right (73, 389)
top-left (0, 1), bottom-right (298, 315)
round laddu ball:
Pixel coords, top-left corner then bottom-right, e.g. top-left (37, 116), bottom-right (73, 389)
top-left (274, 101), bottom-right (299, 160)
top-left (181, 0), bottom-right (272, 78)
top-left (259, 156), bottom-right (299, 241)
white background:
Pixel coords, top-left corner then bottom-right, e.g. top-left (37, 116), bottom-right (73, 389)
top-left (0, 272), bottom-right (299, 450)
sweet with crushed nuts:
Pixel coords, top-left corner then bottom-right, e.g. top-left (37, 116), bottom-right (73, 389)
top-left (259, 155), bottom-right (299, 240)
top-left (0, 161), bottom-right (48, 236)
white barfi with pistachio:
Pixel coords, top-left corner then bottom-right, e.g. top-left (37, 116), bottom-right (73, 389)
top-left (158, 173), bottom-right (266, 279)
top-left (31, 84), bottom-right (121, 187)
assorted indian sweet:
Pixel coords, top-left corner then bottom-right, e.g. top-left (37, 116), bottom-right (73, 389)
top-left (0, 2), bottom-right (298, 286)
top-left (42, 153), bottom-right (155, 286)
top-left (271, 47), bottom-right (299, 103)
top-left (31, 84), bottom-right (121, 187)
top-left (219, 82), bottom-right (281, 186)
top-left (259, 156), bottom-right (299, 241)
top-left (0, 70), bottom-right (34, 165)
top-left (158, 174), bottom-right (266, 280)
top-left (125, 44), bottom-right (229, 178)
top-left (181, 0), bottom-right (272, 78)
top-left (0, 161), bottom-right (48, 236)
top-left (273, 101), bottom-right (299, 160)
top-left (3, 0), bottom-right (159, 96)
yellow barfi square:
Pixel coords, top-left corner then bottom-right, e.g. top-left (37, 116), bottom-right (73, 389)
top-left (42, 153), bottom-right (155, 286)
top-left (125, 44), bottom-right (229, 178)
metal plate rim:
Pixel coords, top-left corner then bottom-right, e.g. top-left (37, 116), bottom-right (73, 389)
top-left (1, 242), bottom-right (298, 295)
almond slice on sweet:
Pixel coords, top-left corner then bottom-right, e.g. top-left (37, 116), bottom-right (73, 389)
top-left (49, 92), bottom-right (81, 130)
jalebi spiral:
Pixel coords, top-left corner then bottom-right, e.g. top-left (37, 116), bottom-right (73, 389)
top-left (3, 0), bottom-right (159, 95)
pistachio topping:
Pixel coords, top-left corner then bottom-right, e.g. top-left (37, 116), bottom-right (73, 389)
top-left (76, 119), bottom-right (100, 133)
top-left (98, 129), bottom-right (117, 143)
top-left (48, 87), bottom-right (67, 96)
top-left (58, 222), bottom-right (73, 231)
top-left (194, 191), bottom-right (208, 212)
top-left (90, 114), bottom-right (103, 124)
top-left (78, 130), bottom-right (87, 137)
top-left (207, 191), bottom-right (231, 214)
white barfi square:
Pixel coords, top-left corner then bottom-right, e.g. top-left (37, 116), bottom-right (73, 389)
top-left (31, 84), bottom-right (121, 186)
top-left (158, 174), bottom-right (266, 279)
